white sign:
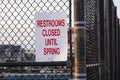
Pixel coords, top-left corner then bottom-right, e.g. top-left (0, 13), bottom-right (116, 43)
top-left (35, 12), bottom-right (68, 62)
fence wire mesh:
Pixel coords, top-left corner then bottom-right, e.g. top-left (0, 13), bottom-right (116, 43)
top-left (0, 0), bottom-right (71, 80)
top-left (0, 0), bottom-right (69, 50)
top-left (85, 0), bottom-right (101, 80)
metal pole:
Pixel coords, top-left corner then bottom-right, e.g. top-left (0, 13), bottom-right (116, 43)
top-left (69, 0), bottom-right (73, 79)
top-left (74, 0), bottom-right (86, 79)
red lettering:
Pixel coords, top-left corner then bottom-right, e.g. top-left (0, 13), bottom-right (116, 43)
top-left (37, 19), bottom-right (65, 27)
top-left (42, 29), bottom-right (60, 36)
top-left (43, 48), bottom-right (60, 55)
top-left (45, 38), bottom-right (58, 46)
top-left (37, 20), bottom-right (42, 27)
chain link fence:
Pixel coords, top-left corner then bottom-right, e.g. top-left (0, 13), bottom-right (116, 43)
top-left (0, 0), bottom-right (70, 50)
top-left (85, 0), bottom-right (101, 80)
top-left (0, 0), bottom-right (71, 80)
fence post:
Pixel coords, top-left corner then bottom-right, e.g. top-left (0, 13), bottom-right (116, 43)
top-left (69, 0), bottom-right (73, 79)
top-left (74, 0), bottom-right (86, 80)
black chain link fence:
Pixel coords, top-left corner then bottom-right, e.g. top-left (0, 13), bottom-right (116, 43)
top-left (0, 0), bottom-right (71, 80)
top-left (85, 0), bottom-right (101, 80)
